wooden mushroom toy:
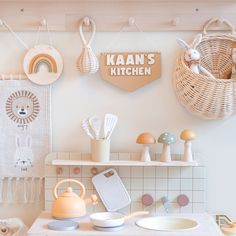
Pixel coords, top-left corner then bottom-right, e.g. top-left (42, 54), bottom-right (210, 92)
top-left (136, 132), bottom-right (156, 162)
top-left (158, 132), bottom-right (176, 162)
top-left (180, 129), bottom-right (196, 162)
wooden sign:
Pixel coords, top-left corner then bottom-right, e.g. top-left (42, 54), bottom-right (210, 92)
top-left (100, 52), bottom-right (161, 92)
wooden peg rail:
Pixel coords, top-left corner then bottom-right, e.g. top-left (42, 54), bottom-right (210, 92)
top-left (0, 1), bottom-right (235, 31)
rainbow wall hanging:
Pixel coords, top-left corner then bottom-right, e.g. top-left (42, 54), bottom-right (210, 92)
top-left (23, 45), bottom-right (63, 85)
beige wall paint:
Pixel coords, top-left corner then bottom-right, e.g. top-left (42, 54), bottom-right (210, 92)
top-left (0, 31), bottom-right (235, 226)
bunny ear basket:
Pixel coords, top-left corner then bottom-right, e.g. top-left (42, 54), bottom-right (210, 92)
top-left (174, 17), bottom-right (236, 120)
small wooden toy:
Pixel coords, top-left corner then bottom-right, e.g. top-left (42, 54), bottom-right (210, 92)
top-left (136, 132), bottom-right (156, 162)
top-left (180, 129), bottom-right (196, 162)
top-left (158, 132), bottom-right (176, 162)
top-left (176, 34), bottom-right (214, 78)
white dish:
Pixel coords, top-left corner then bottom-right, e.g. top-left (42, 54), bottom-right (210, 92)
top-left (90, 211), bottom-right (149, 228)
top-left (135, 216), bottom-right (199, 231)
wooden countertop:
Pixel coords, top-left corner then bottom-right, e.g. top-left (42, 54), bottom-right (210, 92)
top-left (28, 211), bottom-right (223, 236)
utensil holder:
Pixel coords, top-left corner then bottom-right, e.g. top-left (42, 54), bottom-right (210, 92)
top-left (91, 139), bottom-right (110, 162)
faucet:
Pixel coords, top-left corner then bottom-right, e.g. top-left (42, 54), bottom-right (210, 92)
top-left (162, 196), bottom-right (170, 213)
top-left (216, 214), bottom-right (233, 227)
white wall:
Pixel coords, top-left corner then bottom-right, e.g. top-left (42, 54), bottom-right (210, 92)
top-left (0, 31), bottom-right (236, 226)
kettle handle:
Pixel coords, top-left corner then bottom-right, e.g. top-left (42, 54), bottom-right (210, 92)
top-left (53, 178), bottom-right (86, 200)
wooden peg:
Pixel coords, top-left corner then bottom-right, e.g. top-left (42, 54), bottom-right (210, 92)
top-left (56, 167), bottom-right (63, 175)
top-left (172, 17), bottom-right (180, 26)
top-left (142, 194), bottom-right (154, 206)
top-left (128, 17), bottom-right (135, 27)
top-left (73, 167), bottom-right (80, 175)
top-left (40, 18), bottom-right (47, 26)
top-left (83, 16), bottom-right (90, 26)
top-left (91, 167), bottom-right (98, 175)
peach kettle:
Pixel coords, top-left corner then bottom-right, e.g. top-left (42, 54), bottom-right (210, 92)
top-left (51, 179), bottom-right (98, 219)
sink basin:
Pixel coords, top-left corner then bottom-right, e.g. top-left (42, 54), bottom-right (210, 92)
top-left (136, 216), bottom-right (199, 231)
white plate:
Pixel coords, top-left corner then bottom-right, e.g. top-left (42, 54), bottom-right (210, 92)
top-left (136, 216), bottom-right (199, 231)
top-left (23, 44), bottom-right (63, 85)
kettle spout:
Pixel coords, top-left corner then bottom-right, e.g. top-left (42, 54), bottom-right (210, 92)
top-left (85, 194), bottom-right (98, 205)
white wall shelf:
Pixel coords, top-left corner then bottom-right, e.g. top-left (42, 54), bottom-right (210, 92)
top-left (51, 159), bottom-right (198, 167)
top-left (0, 1), bottom-right (235, 31)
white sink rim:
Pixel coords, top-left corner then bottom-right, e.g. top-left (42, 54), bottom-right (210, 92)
top-left (135, 216), bottom-right (199, 231)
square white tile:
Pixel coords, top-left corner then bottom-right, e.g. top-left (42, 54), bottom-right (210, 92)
top-left (131, 167), bottom-right (143, 178)
top-left (69, 152), bottom-right (81, 160)
top-left (193, 179), bottom-right (205, 191)
top-left (181, 179), bottom-right (193, 190)
top-left (168, 167), bottom-right (181, 178)
top-left (143, 178), bottom-right (155, 190)
top-left (193, 167), bottom-right (206, 179)
top-left (156, 190), bottom-right (168, 202)
top-left (168, 178), bottom-right (181, 190)
top-left (119, 167), bottom-right (131, 178)
top-left (168, 190), bottom-right (180, 202)
top-left (81, 167), bottom-right (93, 177)
top-left (181, 167), bottom-right (193, 178)
top-left (180, 203), bottom-right (193, 213)
top-left (131, 202), bottom-right (143, 212)
top-left (193, 203), bottom-right (206, 213)
top-left (131, 153), bottom-right (140, 161)
top-left (110, 153), bottom-right (119, 160)
top-left (119, 153), bottom-right (131, 160)
top-left (131, 190), bottom-right (142, 202)
top-left (193, 191), bottom-right (205, 203)
top-left (156, 179), bottom-right (168, 190)
top-left (180, 190), bottom-right (192, 202)
top-left (156, 167), bottom-right (168, 178)
top-left (131, 178), bottom-right (143, 190)
top-left (144, 167), bottom-right (155, 178)
top-left (121, 177), bottom-right (131, 190)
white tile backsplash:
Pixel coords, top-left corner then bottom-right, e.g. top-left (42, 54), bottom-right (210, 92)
top-left (156, 178), bottom-right (168, 190)
top-left (168, 167), bottom-right (181, 178)
top-left (156, 167), bottom-right (168, 178)
top-left (131, 167), bottom-right (143, 178)
top-left (143, 178), bottom-right (156, 190)
top-left (44, 152), bottom-right (206, 214)
top-left (193, 178), bottom-right (205, 190)
top-left (168, 178), bottom-right (181, 190)
top-left (181, 178), bottom-right (193, 190)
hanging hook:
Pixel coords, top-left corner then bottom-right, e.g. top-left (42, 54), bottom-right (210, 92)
top-left (172, 17), bottom-right (180, 26)
top-left (216, 16), bottom-right (225, 26)
top-left (40, 18), bottom-right (47, 27)
top-left (128, 17), bottom-right (135, 27)
top-left (83, 16), bottom-right (91, 26)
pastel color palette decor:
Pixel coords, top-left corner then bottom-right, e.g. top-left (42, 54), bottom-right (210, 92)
top-left (23, 45), bottom-right (63, 85)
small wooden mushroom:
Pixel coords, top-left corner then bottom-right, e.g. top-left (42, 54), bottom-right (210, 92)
top-left (180, 129), bottom-right (196, 162)
top-left (158, 132), bottom-right (176, 162)
top-left (136, 132), bottom-right (156, 162)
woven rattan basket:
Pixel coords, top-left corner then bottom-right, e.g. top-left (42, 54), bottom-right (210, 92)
top-left (174, 18), bottom-right (236, 120)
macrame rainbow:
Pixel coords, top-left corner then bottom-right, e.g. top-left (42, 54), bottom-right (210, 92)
top-left (28, 53), bottom-right (57, 74)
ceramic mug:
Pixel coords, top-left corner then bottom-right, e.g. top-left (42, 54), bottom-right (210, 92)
top-left (91, 139), bottom-right (110, 162)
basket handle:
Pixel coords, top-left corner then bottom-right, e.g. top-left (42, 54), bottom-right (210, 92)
top-left (203, 17), bottom-right (236, 35)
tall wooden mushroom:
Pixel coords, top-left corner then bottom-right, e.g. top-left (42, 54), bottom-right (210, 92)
top-left (136, 132), bottom-right (156, 162)
top-left (158, 132), bottom-right (176, 162)
top-left (180, 129), bottom-right (196, 162)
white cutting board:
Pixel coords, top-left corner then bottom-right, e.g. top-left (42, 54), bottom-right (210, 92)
top-left (92, 168), bottom-right (131, 211)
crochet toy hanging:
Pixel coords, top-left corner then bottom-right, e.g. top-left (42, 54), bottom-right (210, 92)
top-left (77, 17), bottom-right (99, 74)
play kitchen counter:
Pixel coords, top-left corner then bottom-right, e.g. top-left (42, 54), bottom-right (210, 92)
top-left (28, 212), bottom-right (223, 236)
